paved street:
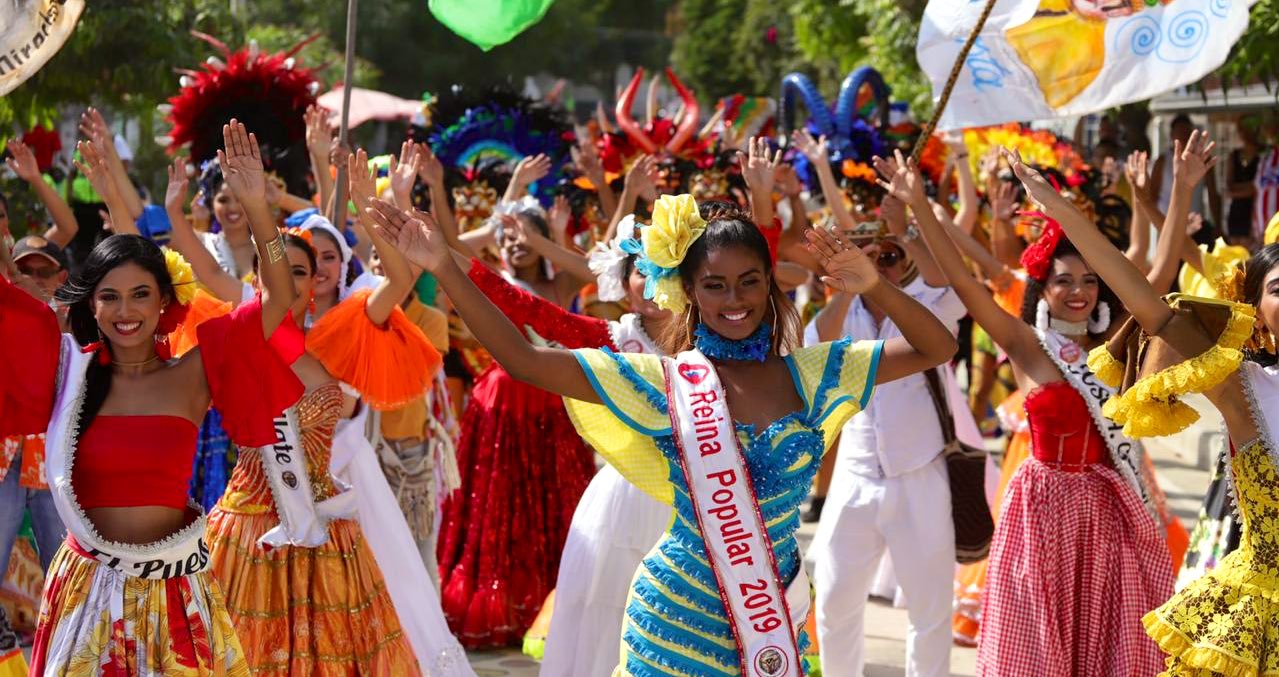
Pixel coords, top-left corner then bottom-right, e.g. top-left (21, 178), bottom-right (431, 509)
top-left (15, 403), bottom-right (1220, 676)
top-left (467, 399), bottom-right (1221, 676)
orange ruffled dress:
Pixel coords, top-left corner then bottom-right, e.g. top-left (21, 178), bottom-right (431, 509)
top-left (206, 290), bottom-right (440, 675)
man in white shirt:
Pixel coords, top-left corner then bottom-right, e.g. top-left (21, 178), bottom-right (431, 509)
top-left (807, 196), bottom-right (978, 677)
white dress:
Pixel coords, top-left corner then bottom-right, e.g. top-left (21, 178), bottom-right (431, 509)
top-left (540, 314), bottom-right (673, 677)
top-left (333, 404), bottom-right (474, 676)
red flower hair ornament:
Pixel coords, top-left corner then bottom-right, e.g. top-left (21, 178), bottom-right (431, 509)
top-left (1019, 213), bottom-right (1064, 282)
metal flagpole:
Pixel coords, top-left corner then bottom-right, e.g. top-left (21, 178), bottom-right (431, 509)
top-left (330, 0), bottom-right (358, 225)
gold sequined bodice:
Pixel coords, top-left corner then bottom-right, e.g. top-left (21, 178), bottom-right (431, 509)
top-left (216, 383), bottom-right (344, 514)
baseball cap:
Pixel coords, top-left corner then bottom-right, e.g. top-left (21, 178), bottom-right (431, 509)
top-left (13, 235), bottom-right (68, 270)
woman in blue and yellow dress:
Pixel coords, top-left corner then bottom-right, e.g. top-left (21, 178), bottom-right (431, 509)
top-left (361, 181), bottom-right (958, 675)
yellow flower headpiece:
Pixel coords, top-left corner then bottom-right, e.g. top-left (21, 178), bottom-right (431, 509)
top-left (163, 248), bottom-right (196, 306)
top-left (639, 194), bottom-right (707, 313)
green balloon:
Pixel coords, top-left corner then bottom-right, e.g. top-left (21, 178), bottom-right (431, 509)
top-left (429, 0), bottom-right (556, 51)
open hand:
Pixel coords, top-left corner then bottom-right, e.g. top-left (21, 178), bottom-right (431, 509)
top-left (775, 163), bottom-right (803, 198)
top-left (364, 200), bottom-right (449, 272)
top-left (548, 194), bottom-right (571, 240)
top-left (791, 129), bottom-right (830, 166)
top-left (78, 108), bottom-right (120, 164)
top-left (512, 154), bottom-right (552, 190)
top-left (74, 140), bottom-right (118, 204)
top-left (999, 147), bottom-right (1062, 213)
top-left (872, 149), bottom-right (927, 208)
top-left (624, 154), bottom-right (658, 197)
top-left (216, 119), bottom-right (267, 206)
top-left (1173, 129), bottom-right (1218, 190)
top-left (576, 137), bottom-right (606, 185)
top-left (1124, 150), bottom-right (1155, 206)
top-left (348, 148), bottom-right (379, 211)
top-left (389, 140), bottom-right (421, 205)
top-left (989, 180), bottom-right (1019, 223)
top-left (880, 194), bottom-right (907, 234)
top-left (805, 226), bottom-right (880, 295)
top-left (305, 105), bottom-right (334, 161)
top-left (417, 143), bottom-right (445, 186)
top-left (5, 140), bottom-right (41, 183)
top-left (164, 156), bottom-right (191, 215)
top-left (741, 136), bottom-right (782, 196)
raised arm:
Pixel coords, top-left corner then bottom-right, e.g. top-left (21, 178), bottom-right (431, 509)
top-left (74, 140), bottom-right (136, 236)
top-left (364, 200), bottom-right (600, 403)
top-left (499, 212), bottom-right (593, 285)
top-left (387, 140), bottom-right (422, 211)
top-left (305, 106), bottom-right (335, 211)
top-left (792, 129), bottom-right (862, 230)
top-left (163, 157), bottom-right (244, 302)
top-left (349, 149), bottom-right (415, 325)
top-left (882, 194), bottom-right (946, 287)
top-left (1005, 146), bottom-right (1173, 335)
top-left (576, 138), bottom-right (617, 221)
top-left (987, 180), bottom-right (1024, 267)
top-left (741, 136), bottom-right (781, 231)
top-left (606, 154), bottom-right (657, 241)
top-left (503, 154), bottom-right (551, 204)
top-left (947, 135), bottom-right (980, 234)
top-left (805, 226), bottom-right (957, 384)
top-left (1149, 132), bottom-right (1217, 296)
top-left (1127, 149), bottom-right (1205, 289)
top-left (930, 201), bottom-right (1006, 281)
top-left (875, 151), bottom-right (1037, 363)
top-left (80, 109), bottom-right (144, 222)
top-left (217, 120), bottom-right (297, 335)
top-left (5, 140), bottom-right (78, 247)
top-left (813, 290), bottom-right (854, 342)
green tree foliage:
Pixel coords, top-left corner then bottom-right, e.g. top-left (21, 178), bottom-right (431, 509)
top-left (670, 0), bottom-right (800, 99)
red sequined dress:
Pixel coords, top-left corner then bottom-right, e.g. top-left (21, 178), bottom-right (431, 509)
top-left (976, 381), bottom-right (1173, 677)
top-left (437, 261), bottom-right (609, 647)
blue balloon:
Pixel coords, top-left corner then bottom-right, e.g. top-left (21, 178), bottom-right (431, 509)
top-left (781, 73), bottom-right (834, 138)
top-left (835, 67), bottom-right (891, 140)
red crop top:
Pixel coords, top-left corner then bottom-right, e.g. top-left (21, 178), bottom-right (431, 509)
top-left (72, 415), bottom-right (198, 510)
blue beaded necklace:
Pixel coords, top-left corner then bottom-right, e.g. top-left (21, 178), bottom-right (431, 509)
top-left (693, 322), bottom-right (772, 363)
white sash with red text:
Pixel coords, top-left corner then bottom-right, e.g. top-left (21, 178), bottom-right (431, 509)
top-left (663, 349), bottom-right (805, 677)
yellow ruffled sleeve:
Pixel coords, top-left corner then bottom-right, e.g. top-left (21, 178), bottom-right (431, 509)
top-left (1086, 294), bottom-right (1254, 438)
top-left (787, 338), bottom-right (883, 453)
top-left (563, 348), bottom-right (675, 506)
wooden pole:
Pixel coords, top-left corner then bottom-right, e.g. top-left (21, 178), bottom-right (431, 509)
top-left (911, 0), bottom-right (1000, 162)
top-left (329, 0), bottom-right (358, 225)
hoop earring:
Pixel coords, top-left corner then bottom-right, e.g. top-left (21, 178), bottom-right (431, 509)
top-left (1088, 301), bottom-right (1111, 335)
top-left (1035, 299), bottom-right (1050, 333)
top-left (770, 294), bottom-right (779, 340)
top-left (685, 306), bottom-right (699, 347)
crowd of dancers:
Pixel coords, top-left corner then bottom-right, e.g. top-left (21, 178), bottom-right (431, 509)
top-left (2, 42), bottom-right (1279, 677)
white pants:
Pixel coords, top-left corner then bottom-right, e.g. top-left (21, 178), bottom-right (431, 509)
top-left (811, 455), bottom-right (954, 677)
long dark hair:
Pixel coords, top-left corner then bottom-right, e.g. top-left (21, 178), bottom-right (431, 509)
top-left (53, 235), bottom-right (176, 433)
top-left (1018, 239), bottom-right (1118, 339)
top-left (1243, 243), bottom-right (1279, 365)
top-left (662, 201), bottom-right (801, 355)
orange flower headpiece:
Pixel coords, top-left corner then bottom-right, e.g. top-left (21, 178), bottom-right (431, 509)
top-left (283, 226), bottom-right (315, 253)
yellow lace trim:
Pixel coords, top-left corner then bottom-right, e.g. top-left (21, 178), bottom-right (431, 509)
top-left (1101, 301), bottom-right (1254, 438)
top-left (1086, 344), bottom-right (1125, 389)
top-left (1143, 612), bottom-right (1258, 677)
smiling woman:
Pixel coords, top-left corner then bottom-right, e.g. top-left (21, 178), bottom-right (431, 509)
top-left (361, 188), bottom-right (957, 674)
top-left (0, 120), bottom-right (305, 676)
